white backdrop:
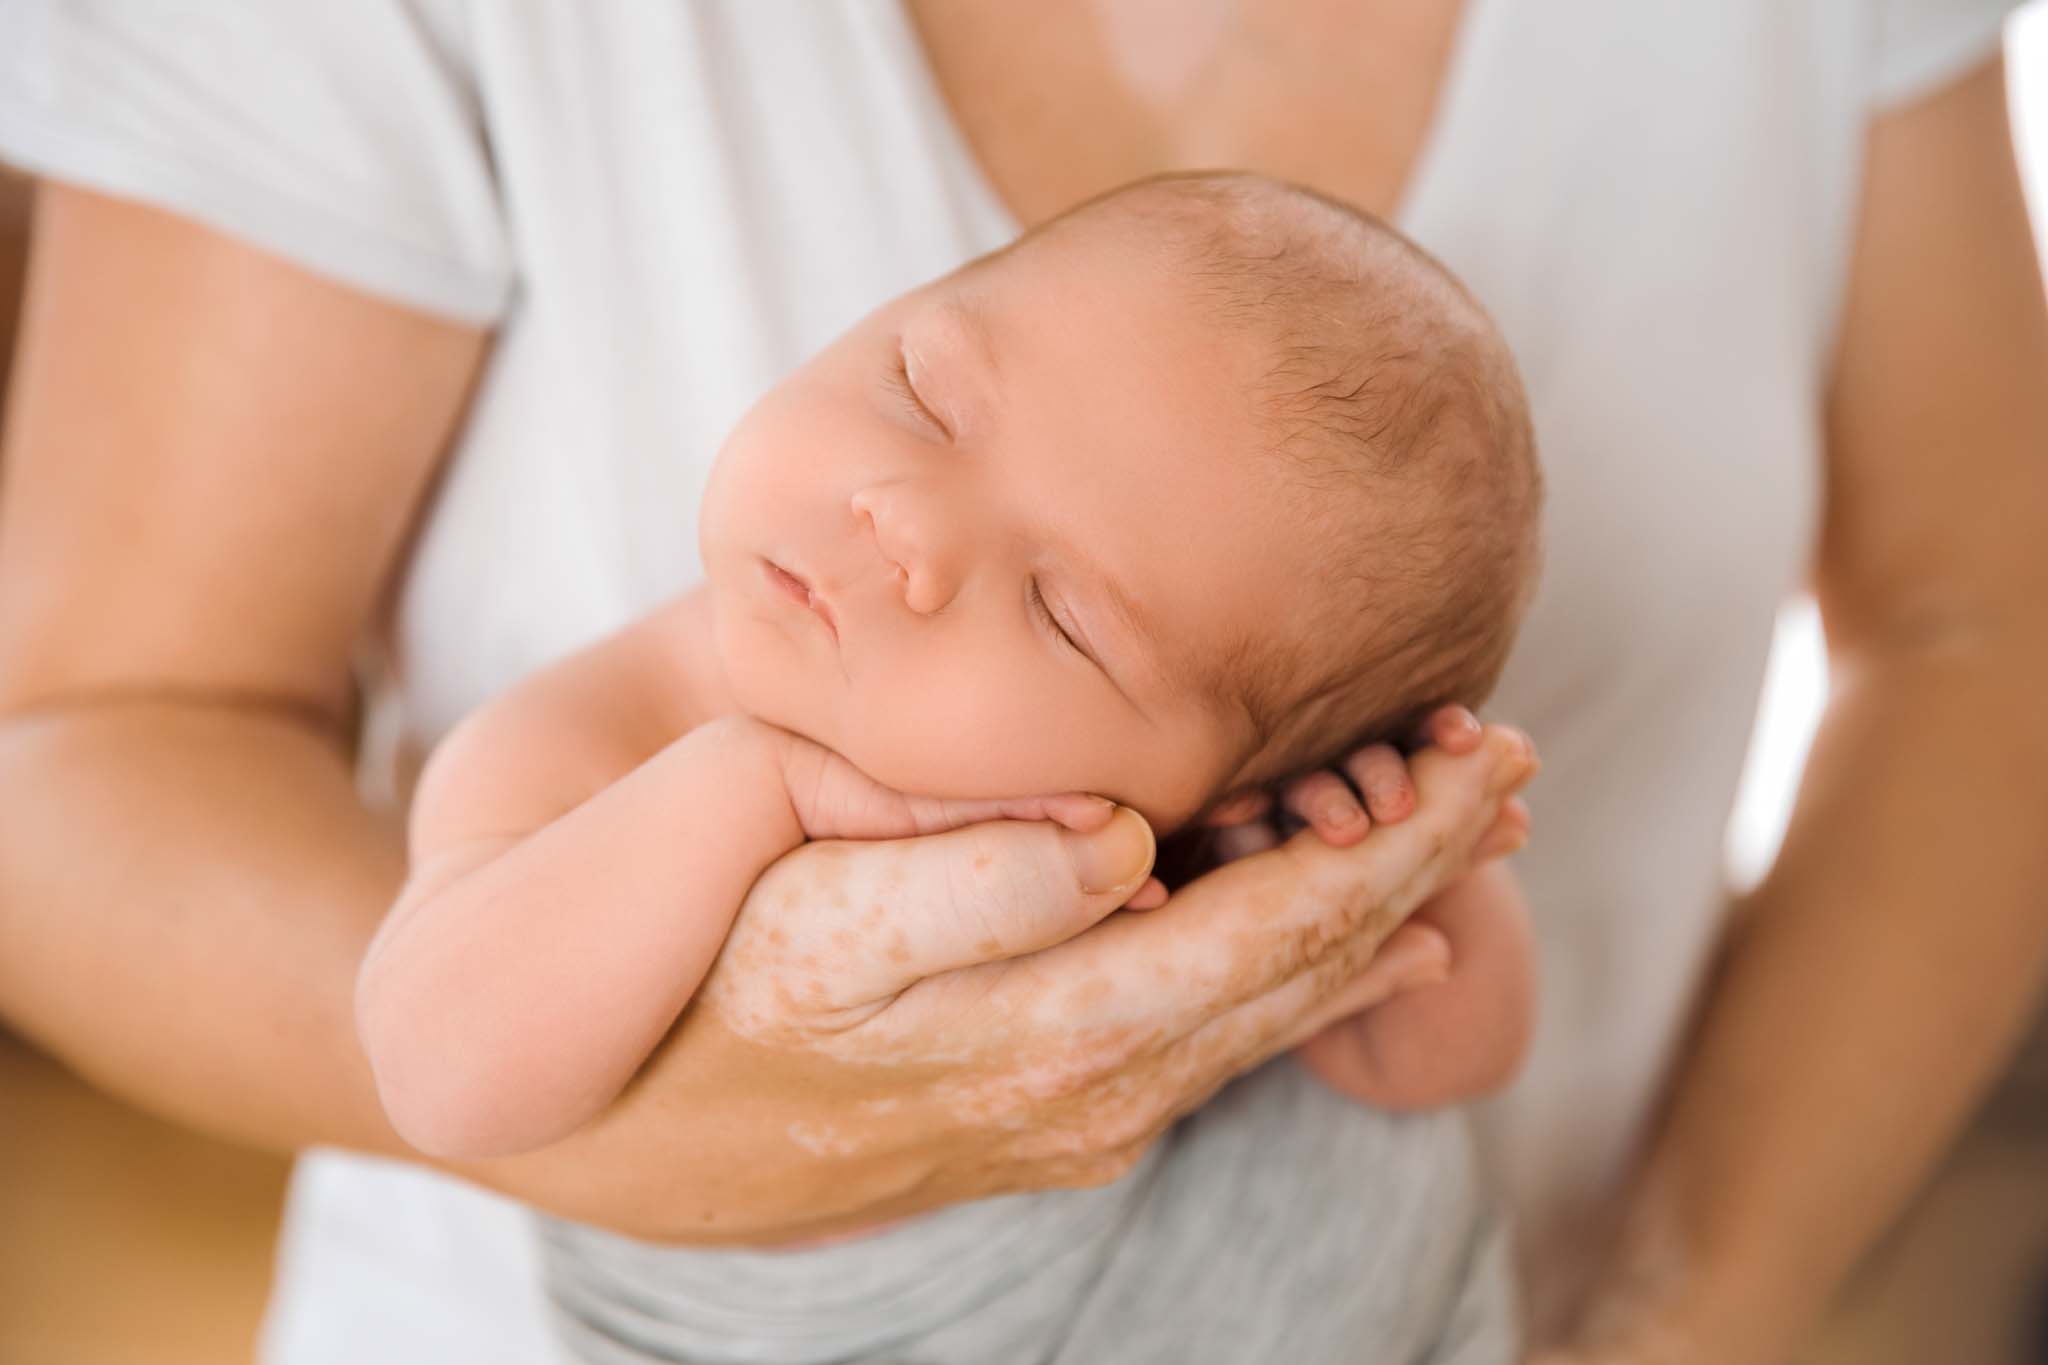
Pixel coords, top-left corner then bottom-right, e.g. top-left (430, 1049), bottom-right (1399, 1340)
top-left (1724, 4), bottom-right (2048, 889)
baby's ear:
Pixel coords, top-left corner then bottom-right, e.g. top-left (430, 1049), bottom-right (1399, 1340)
top-left (1200, 789), bottom-right (1271, 828)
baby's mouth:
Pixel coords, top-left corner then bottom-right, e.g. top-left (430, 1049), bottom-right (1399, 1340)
top-left (763, 558), bottom-right (839, 640)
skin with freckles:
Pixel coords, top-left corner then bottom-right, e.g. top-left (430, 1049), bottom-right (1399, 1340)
top-left (353, 192), bottom-right (1537, 1173)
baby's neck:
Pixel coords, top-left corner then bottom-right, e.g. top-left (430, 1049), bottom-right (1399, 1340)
top-left (661, 585), bottom-right (749, 733)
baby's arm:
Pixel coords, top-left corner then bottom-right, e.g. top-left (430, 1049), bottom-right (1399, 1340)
top-left (1292, 859), bottom-right (1536, 1110)
top-left (355, 596), bottom-right (1116, 1160)
top-left (354, 598), bottom-right (812, 1159)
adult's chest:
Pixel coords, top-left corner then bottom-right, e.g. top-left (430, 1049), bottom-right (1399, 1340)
top-left (392, 0), bottom-right (1851, 754)
top-left (903, 0), bottom-right (1471, 226)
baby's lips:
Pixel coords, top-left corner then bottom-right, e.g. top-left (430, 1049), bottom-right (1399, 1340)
top-left (1063, 806), bottom-right (1155, 895)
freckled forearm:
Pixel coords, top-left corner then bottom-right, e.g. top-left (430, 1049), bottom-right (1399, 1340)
top-left (357, 718), bottom-right (806, 1157)
top-left (1576, 644), bottom-right (2048, 1359)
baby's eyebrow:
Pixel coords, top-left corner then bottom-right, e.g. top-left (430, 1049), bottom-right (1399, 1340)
top-left (1101, 572), bottom-right (1160, 661)
top-left (935, 294), bottom-right (1000, 384)
top-left (1070, 543), bottom-right (1166, 685)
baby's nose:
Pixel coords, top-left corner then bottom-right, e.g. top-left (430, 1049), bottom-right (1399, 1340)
top-left (850, 483), bottom-right (963, 615)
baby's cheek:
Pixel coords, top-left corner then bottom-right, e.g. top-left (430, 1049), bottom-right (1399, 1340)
top-left (721, 620), bottom-right (822, 732)
top-left (839, 666), bottom-right (1073, 797)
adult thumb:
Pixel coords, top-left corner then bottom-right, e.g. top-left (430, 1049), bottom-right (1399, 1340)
top-left (879, 806), bottom-right (1156, 989)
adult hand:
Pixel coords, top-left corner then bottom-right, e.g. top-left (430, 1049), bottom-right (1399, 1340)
top-left (459, 717), bottom-right (1535, 1245)
top-left (1198, 705), bottom-right (1533, 992)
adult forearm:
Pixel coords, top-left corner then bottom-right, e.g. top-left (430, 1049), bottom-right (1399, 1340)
top-left (1571, 647), bottom-right (2048, 1361)
top-left (0, 698), bottom-right (413, 1157)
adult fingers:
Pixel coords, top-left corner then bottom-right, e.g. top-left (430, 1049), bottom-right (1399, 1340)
top-left (1157, 733), bottom-right (1535, 1084)
top-left (1034, 725), bottom-right (1536, 1043)
top-left (1306, 919), bottom-right (1453, 1013)
top-left (1104, 922), bottom-right (1452, 1156)
top-left (861, 806), bottom-right (1159, 992)
top-left (1151, 917), bottom-right (1462, 1125)
top-left (1475, 796), bottom-right (1531, 861)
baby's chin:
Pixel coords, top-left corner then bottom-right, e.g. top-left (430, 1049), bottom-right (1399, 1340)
top-left (722, 672), bottom-right (1211, 834)
top-left (831, 738), bottom-right (1215, 839)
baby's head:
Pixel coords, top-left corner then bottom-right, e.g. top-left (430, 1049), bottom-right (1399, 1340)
top-left (701, 171), bottom-right (1541, 834)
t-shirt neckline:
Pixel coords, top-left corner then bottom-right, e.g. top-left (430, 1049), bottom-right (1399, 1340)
top-left (870, 0), bottom-right (1498, 240)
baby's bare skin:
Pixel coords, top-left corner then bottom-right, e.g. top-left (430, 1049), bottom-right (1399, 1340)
top-left (355, 196), bottom-right (1540, 1169)
top-left (355, 583), bottom-right (1530, 1161)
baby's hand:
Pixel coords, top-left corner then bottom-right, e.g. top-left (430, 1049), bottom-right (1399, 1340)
top-left (1207, 705), bottom-right (1531, 863)
top-left (764, 722), bottom-right (1171, 910)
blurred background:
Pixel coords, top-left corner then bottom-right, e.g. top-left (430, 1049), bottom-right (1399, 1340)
top-left (0, 8), bottom-right (2045, 1364)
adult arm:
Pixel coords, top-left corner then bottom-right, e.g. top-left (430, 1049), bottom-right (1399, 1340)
top-left (1541, 58), bottom-right (2048, 1363)
top-left (0, 182), bottom-right (1536, 1245)
top-left (0, 180), bottom-right (485, 1154)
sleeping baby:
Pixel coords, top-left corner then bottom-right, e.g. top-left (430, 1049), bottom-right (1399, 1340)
top-left (355, 169), bottom-right (1544, 1361)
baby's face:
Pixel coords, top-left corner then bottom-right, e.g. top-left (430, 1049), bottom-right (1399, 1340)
top-left (700, 231), bottom-right (1323, 831)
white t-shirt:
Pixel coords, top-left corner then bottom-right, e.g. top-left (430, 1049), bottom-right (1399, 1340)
top-left (0, 2), bottom-right (2019, 1360)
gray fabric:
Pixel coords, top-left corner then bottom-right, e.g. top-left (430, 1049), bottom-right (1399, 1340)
top-left (536, 1057), bottom-right (1516, 1364)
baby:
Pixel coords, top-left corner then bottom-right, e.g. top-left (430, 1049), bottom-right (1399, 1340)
top-left (356, 170), bottom-right (1543, 1355)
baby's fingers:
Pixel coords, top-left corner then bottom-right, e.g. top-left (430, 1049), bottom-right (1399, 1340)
top-left (1343, 744), bottom-right (1415, 825)
top-left (1034, 793), bottom-right (1120, 832)
top-left (1211, 820), bottom-right (1280, 864)
top-left (1297, 708), bottom-right (1481, 846)
top-left (1123, 876), bottom-right (1170, 911)
top-left (1411, 704), bottom-right (1484, 755)
top-left (918, 792), bottom-right (1116, 834)
top-left (1201, 790), bottom-right (1273, 829)
top-left (1281, 770), bottom-right (1369, 847)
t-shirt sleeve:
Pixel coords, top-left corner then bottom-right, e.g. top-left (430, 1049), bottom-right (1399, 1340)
top-left (0, 0), bottom-right (512, 324)
top-left (1867, 0), bottom-right (2021, 110)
